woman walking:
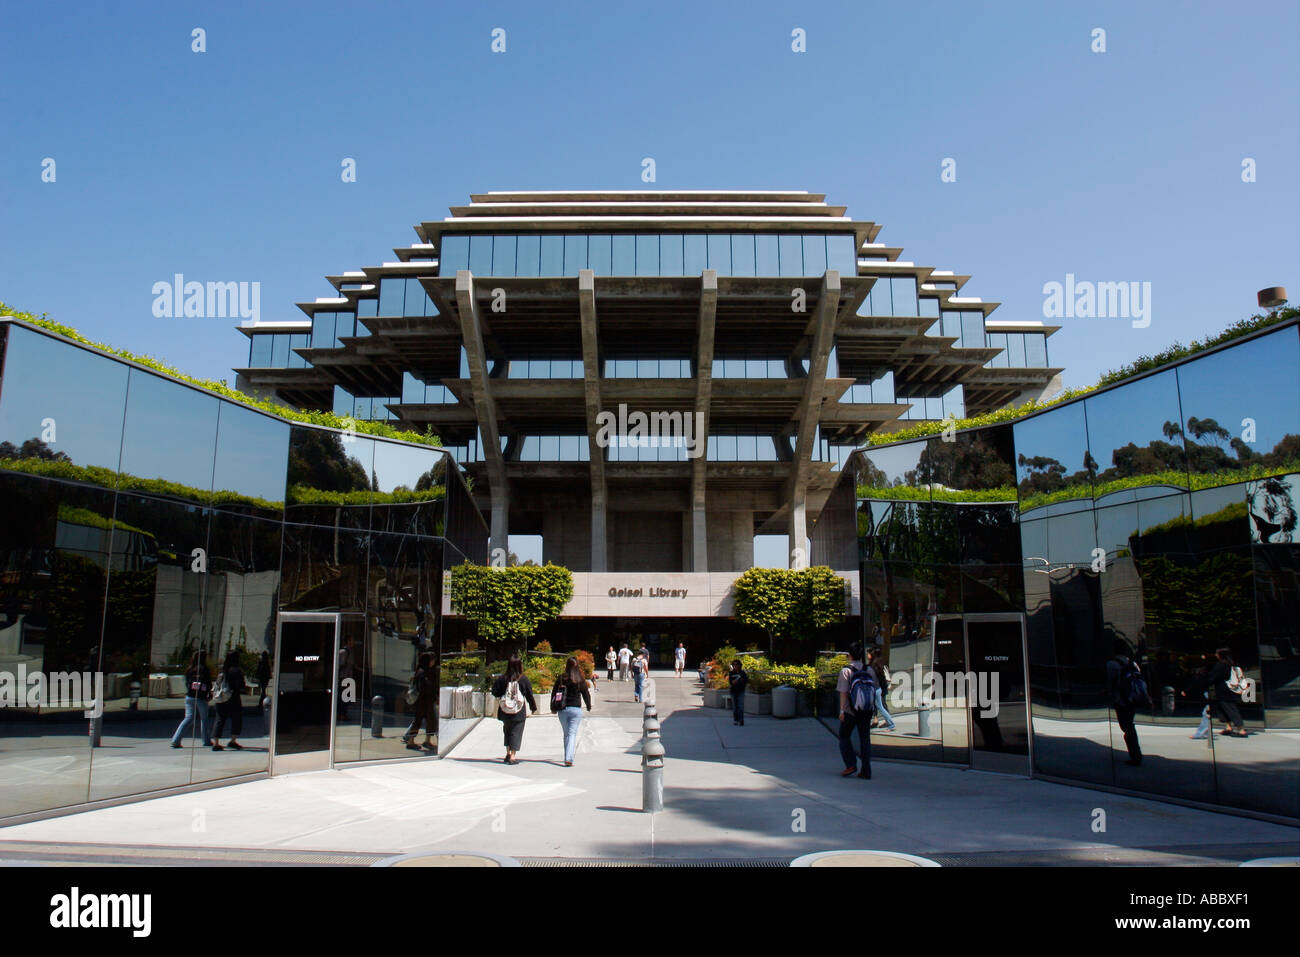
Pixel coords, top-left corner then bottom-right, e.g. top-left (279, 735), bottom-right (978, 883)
top-left (605, 646), bottom-right (617, 682)
top-left (868, 648), bottom-right (896, 732)
top-left (491, 655), bottom-right (537, 764)
top-left (211, 650), bottom-right (246, 751)
top-left (402, 653), bottom-right (437, 750)
top-left (170, 651), bottom-right (214, 748)
top-left (728, 658), bottom-right (748, 727)
top-left (1183, 647), bottom-right (1248, 737)
top-left (553, 657), bottom-right (593, 766)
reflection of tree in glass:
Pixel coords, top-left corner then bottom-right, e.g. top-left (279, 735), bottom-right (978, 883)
top-left (0, 438), bottom-right (70, 463)
top-left (288, 430), bottom-right (372, 492)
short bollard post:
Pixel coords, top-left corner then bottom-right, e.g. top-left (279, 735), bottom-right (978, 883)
top-left (641, 705), bottom-right (658, 745)
top-left (88, 712), bottom-right (103, 748)
top-left (371, 695), bottom-right (385, 737)
top-left (262, 695), bottom-right (272, 734)
top-left (642, 724), bottom-right (665, 813)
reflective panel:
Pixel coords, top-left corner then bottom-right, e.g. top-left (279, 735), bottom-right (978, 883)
top-left (802, 234), bottom-right (827, 276)
top-left (778, 234), bottom-right (803, 276)
top-left (211, 404), bottom-right (289, 517)
top-left (1014, 401), bottom-right (1094, 517)
top-left (439, 235), bottom-right (469, 273)
top-left (660, 233), bottom-right (683, 275)
top-left (706, 234), bottom-right (730, 273)
top-left (563, 234), bottom-right (587, 274)
top-left (285, 427), bottom-right (375, 529)
top-left (371, 441), bottom-right (447, 537)
top-left (635, 234), bottom-right (659, 276)
top-left (588, 234), bottom-right (611, 274)
top-left (492, 235), bottom-right (517, 276)
top-left (539, 235), bottom-right (564, 275)
top-left (468, 234), bottom-right (493, 275)
top-left (611, 235), bottom-right (635, 275)
top-left (1085, 369), bottom-right (1187, 502)
top-left (755, 235), bottom-right (779, 275)
top-left (119, 370), bottom-right (219, 504)
top-left (683, 234), bottom-right (707, 275)
top-left (516, 235), bottom-right (541, 277)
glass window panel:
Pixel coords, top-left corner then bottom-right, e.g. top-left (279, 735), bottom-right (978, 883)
top-left (683, 234), bottom-right (707, 275)
top-left (867, 277), bottom-right (890, 315)
top-left (1085, 368), bottom-right (1187, 502)
top-left (560, 435), bottom-right (578, 461)
top-left (660, 233), bottom-right (684, 275)
top-left (270, 334), bottom-right (289, 367)
top-left (357, 296), bottom-right (378, 318)
top-left (468, 235), bottom-right (493, 275)
top-left (588, 234), bottom-right (612, 274)
top-left (638, 358), bottom-right (658, 377)
top-left (540, 435), bottom-right (559, 460)
top-left (289, 334), bottom-right (310, 368)
top-left (119, 369), bottom-right (219, 498)
top-left (563, 234), bottom-right (587, 274)
top-left (492, 235), bottom-right (517, 276)
top-left (378, 279), bottom-right (404, 316)
top-left (212, 403), bottom-right (289, 508)
top-left (516, 235), bottom-right (541, 277)
top-left (540, 235), bottom-right (564, 275)
top-left (919, 296), bottom-right (940, 317)
top-left (987, 332), bottom-right (1009, 367)
top-left (402, 371), bottom-right (423, 404)
top-left (803, 235), bottom-right (827, 275)
top-left (746, 357), bottom-right (766, 378)
top-left (718, 435), bottom-right (738, 460)
top-left (827, 234), bottom-right (856, 273)
top-left (778, 235), bottom-right (803, 276)
top-left (439, 235), bottom-right (469, 273)
top-left (635, 234), bottom-right (659, 276)
top-left (891, 277), bottom-right (918, 316)
top-left (1025, 333), bottom-right (1048, 367)
top-left (335, 313), bottom-right (355, 346)
top-left (738, 435), bottom-right (758, 460)
top-left (611, 235), bottom-right (636, 275)
top-left (755, 235), bottom-right (779, 275)
top-left (731, 234), bottom-right (756, 277)
top-left (249, 335), bottom-right (272, 367)
top-left (409, 279), bottom-right (432, 318)
top-left (707, 234), bottom-right (731, 273)
top-left (961, 312), bottom-right (985, 350)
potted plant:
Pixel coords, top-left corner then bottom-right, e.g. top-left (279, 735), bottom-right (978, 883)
top-left (702, 660), bottom-right (729, 708)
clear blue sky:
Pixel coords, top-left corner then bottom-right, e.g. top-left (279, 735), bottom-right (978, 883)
top-left (3, 0), bottom-right (1297, 395)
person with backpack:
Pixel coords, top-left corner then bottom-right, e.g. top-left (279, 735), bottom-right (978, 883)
top-left (632, 648), bottom-right (647, 702)
top-left (170, 651), bottom-right (214, 748)
top-left (728, 658), bottom-right (748, 726)
top-left (402, 653), bottom-right (436, 751)
top-left (837, 641), bottom-right (875, 778)
top-left (1106, 639), bottom-right (1150, 766)
top-left (1182, 647), bottom-right (1247, 737)
top-left (211, 650), bottom-right (246, 751)
top-left (491, 654), bottom-right (537, 764)
top-left (551, 656), bottom-right (593, 766)
top-left (618, 643), bottom-right (632, 682)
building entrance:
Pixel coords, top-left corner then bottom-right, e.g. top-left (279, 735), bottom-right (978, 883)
top-left (270, 613), bottom-right (340, 774)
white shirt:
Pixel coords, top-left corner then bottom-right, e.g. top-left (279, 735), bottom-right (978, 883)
top-left (675, 647), bottom-right (686, 661)
top-left (618, 648), bottom-right (631, 664)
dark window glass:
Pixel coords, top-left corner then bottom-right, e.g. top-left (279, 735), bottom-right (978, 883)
top-left (356, 295), bottom-right (378, 318)
top-left (285, 426), bottom-right (375, 528)
top-left (755, 235), bottom-right (779, 275)
top-left (683, 234), bottom-right (707, 275)
top-left (334, 312), bottom-right (355, 346)
top-left (919, 296), bottom-right (940, 318)
top-left (636, 235), bottom-right (659, 276)
top-left (120, 369), bottom-right (219, 501)
top-left (516, 235), bottom-right (541, 277)
top-left (249, 335), bottom-right (272, 367)
top-left (468, 235), bottom-right (493, 275)
top-left (311, 313), bottom-right (334, 350)
top-left (212, 403), bottom-right (289, 513)
top-left (372, 439), bottom-right (446, 537)
top-left (961, 312), bottom-right (985, 349)
top-left (440, 235), bottom-right (469, 273)
top-left (403, 279), bottom-right (428, 318)
top-left (611, 235), bottom-right (636, 275)
top-left (1025, 333), bottom-right (1048, 367)
top-left (891, 277), bottom-right (917, 316)
top-left (778, 235), bottom-right (803, 276)
top-left (288, 334), bottom-right (310, 368)
top-left (706, 234), bottom-right (731, 273)
top-left (1085, 368), bottom-right (1187, 502)
top-left (588, 234), bottom-right (612, 274)
top-left (660, 233), bottom-right (684, 275)
top-left (731, 234), bottom-right (756, 277)
top-left (564, 234), bottom-right (587, 273)
top-left (866, 277), bottom-right (890, 315)
top-left (539, 235), bottom-right (564, 275)
top-left (378, 279), bottom-right (404, 316)
top-left (270, 334), bottom-right (289, 368)
top-left (986, 332), bottom-right (1009, 368)
top-left (492, 235), bottom-right (517, 276)
top-left (401, 371), bottom-right (425, 405)
top-left (803, 235), bottom-right (827, 275)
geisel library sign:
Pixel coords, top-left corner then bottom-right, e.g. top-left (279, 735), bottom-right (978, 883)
top-left (561, 572), bottom-right (859, 618)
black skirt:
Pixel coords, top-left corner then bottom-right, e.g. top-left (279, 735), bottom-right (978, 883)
top-left (500, 711), bottom-right (527, 750)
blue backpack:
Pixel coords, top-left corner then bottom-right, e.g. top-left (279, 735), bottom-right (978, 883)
top-left (848, 666), bottom-right (878, 715)
top-left (1116, 657), bottom-right (1149, 708)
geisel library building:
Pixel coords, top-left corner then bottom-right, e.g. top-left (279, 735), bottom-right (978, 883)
top-left (236, 190), bottom-right (1060, 652)
top-left (2, 189), bottom-right (1295, 824)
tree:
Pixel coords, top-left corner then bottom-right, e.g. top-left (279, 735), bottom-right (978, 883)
top-left (732, 566), bottom-right (847, 655)
top-left (448, 562), bottom-right (573, 649)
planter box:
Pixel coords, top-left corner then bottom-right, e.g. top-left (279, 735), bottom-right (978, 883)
top-left (744, 692), bottom-right (772, 715)
top-left (817, 689), bottom-right (839, 717)
top-left (796, 691), bottom-right (814, 717)
top-left (702, 687), bottom-right (723, 708)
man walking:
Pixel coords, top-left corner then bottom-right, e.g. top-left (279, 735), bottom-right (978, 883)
top-left (618, 643), bottom-right (631, 682)
top-left (837, 641), bottom-right (875, 779)
top-left (632, 647), bottom-right (647, 702)
top-left (674, 642), bottom-right (686, 678)
top-left (1107, 638), bottom-right (1149, 766)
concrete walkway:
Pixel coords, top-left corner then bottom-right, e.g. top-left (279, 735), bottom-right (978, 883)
top-left (0, 671), bottom-right (1295, 865)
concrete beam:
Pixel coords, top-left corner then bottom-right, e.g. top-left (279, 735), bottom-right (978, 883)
top-left (787, 271), bottom-right (841, 567)
top-left (691, 270), bottom-right (718, 571)
top-left (578, 269), bottom-right (608, 573)
top-left (455, 270), bottom-right (510, 558)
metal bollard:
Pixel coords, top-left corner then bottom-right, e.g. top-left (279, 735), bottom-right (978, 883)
top-left (642, 705), bottom-right (658, 745)
top-left (371, 695), bottom-right (385, 737)
top-left (88, 712), bottom-right (103, 747)
top-left (642, 717), bottom-right (664, 812)
top-left (262, 695), bottom-right (272, 734)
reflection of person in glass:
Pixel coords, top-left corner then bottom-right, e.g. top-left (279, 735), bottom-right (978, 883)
top-left (1182, 647), bottom-right (1247, 738)
top-left (402, 653), bottom-right (436, 751)
top-left (211, 650), bottom-right (246, 751)
top-left (1106, 639), bottom-right (1148, 766)
top-left (170, 651), bottom-right (214, 748)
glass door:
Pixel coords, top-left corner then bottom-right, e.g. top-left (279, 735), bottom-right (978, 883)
top-left (963, 614), bottom-right (1030, 774)
top-left (270, 613), bottom-right (340, 774)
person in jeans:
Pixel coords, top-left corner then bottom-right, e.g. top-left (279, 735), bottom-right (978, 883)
top-left (170, 651), bottom-right (214, 748)
top-left (553, 657), bottom-right (593, 766)
top-left (728, 659), bottom-right (748, 726)
top-left (491, 655), bottom-right (537, 764)
top-left (403, 653), bottom-right (437, 750)
top-left (211, 650), bottom-right (246, 751)
top-left (605, 646), bottom-right (617, 682)
top-left (868, 648), bottom-right (896, 732)
top-left (632, 648), bottom-right (647, 702)
top-left (1106, 639), bottom-right (1148, 766)
top-left (836, 641), bottom-right (872, 778)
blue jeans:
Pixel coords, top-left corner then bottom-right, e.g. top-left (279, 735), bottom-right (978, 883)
top-left (1193, 705), bottom-right (1211, 738)
top-left (170, 696), bottom-right (211, 746)
top-left (634, 670), bottom-right (644, 700)
top-left (732, 690), bottom-right (745, 724)
top-left (874, 687), bottom-right (896, 730)
top-left (558, 706), bottom-right (583, 762)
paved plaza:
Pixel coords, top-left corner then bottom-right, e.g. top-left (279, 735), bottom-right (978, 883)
top-left (0, 671), bottom-right (1295, 866)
